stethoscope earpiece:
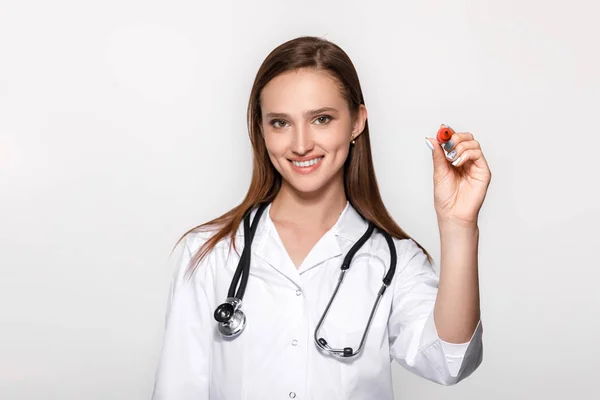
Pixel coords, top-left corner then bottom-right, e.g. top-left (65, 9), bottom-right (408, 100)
top-left (316, 337), bottom-right (356, 358)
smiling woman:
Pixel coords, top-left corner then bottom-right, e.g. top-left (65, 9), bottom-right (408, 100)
top-left (151, 35), bottom-right (489, 400)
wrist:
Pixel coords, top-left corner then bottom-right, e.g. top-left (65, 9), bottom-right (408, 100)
top-left (437, 217), bottom-right (479, 234)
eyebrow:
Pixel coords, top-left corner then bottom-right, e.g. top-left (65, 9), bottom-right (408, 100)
top-left (265, 107), bottom-right (339, 119)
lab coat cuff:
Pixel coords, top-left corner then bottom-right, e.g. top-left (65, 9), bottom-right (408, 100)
top-left (422, 311), bottom-right (484, 378)
top-left (436, 319), bottom-right (482, 359)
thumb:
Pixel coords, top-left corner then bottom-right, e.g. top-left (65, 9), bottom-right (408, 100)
top-left (425, 137), bottom-right (450, 173)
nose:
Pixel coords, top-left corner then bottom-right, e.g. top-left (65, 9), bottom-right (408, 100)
top-left (290, 123), bottom-right (314, 155)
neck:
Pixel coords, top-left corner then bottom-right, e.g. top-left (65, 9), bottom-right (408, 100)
top-left (269, 175), bottom-right (347, 231)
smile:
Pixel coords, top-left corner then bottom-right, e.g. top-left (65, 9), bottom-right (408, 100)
top-left (290, 156), bottom-right (324, 167)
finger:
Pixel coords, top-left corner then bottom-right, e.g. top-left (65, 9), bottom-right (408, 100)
top-left (445, 139), bottom-right (480, 163)
top-left (448, 148), bottom-right (490, 171)
top-left (441, 132), bottom-right (474, 152)
top-left (425, 137), bottom-right (452, 173)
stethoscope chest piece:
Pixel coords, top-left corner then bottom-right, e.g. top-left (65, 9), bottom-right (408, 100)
top-left (214, 297), bottom-right (246, 337)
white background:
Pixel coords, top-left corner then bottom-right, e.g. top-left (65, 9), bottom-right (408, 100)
top-left (1, 0), bottom-right (599, 399)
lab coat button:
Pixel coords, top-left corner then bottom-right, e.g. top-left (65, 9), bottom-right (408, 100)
top-left (289, 392), bottom-right (296, 398)
top-left (296, 290), bottom-right (302, 296)
top-left (292, 339), bottom-right (298, 346)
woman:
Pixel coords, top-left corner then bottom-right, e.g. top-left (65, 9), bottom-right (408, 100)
top-left (152, 36), bottom-right (491, 400)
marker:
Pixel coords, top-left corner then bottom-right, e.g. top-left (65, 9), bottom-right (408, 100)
top-left (436, 124), bottom-right (455, 144)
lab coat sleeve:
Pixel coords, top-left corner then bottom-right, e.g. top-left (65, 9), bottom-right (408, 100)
top-left (388, 238), bottom-right (483, 385)
top-left (151, 233), bottom-right (212, 400)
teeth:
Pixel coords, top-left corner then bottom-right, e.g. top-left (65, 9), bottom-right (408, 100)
top-left (292, 156), bottom-right (323, 167)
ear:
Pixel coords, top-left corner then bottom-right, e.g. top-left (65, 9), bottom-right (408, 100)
top-left (351, 104), bottom-right (368, 139)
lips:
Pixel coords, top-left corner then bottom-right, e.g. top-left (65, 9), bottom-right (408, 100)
top-left (288, 156), bottom-right (324, 175)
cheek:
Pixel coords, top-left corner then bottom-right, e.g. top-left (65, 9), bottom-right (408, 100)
top-left (323, 120), bottom-right (352, 146)
top-left (263, 133), bottom-right (288, 172)
top-left (263, 132), bottom-right (284, 155)
top-left (322, 129), bottom-right (351, 154)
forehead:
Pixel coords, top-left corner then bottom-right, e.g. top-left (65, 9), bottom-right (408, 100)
top-left (260, 68), bottom-right (346, 114)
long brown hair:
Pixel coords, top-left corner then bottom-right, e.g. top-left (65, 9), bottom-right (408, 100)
top-left (176, 36), bottom-right (432, 278)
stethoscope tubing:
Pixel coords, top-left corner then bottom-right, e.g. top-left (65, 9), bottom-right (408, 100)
top-left (214, 202), bottom-right (398, 358)
top-left (227, 203), bottom-right (268, 299)
top-left (314, 223), bottom-right (397, 358)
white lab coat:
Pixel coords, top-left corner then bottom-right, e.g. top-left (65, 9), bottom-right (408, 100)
top-left (151, 201), bottom-right (483, 400)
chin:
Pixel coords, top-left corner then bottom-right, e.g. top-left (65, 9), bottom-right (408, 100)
top-left (288, 181), bottom-right (328, 196)
top-left (281, 171), bottom-right (338, 197)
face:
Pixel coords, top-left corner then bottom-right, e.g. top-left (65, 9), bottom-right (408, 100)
top-left (260, 68), bottom-right (367, 196)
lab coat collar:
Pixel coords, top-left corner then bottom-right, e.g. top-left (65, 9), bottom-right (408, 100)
top-left (249, 200), bottom-right (369, 287)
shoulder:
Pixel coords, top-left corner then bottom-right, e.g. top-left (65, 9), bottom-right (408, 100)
top-left (370, 233), bottom-right (424, 260)
top-left (180, 226), bottom-right (235, 254)
top-left (393, 237), bottom-right (428, 263)
top-left (177, 225), bottom-right (248, 273)
top-left (369, 233), bottom-right (434, 275)
top-left (172, 229), bottom-right (226, 274)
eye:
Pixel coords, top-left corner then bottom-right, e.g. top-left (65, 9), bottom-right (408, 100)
top-left (270, 119), bottom-right (289, 129)
top-left (314, 115), bottom-right (332, 125)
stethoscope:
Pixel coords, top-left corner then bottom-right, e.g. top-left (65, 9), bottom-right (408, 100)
top-left (213, 202), bottom-right (397, 358)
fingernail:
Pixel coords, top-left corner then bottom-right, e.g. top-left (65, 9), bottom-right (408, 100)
top-left (452, 156), bottom-right (462, 166)
top-left (446, 150), bottom-right (457, 160)
top-left (442, 140), bottom-right (454, 150)
top-left (425, 138), bottom-right (434, 151)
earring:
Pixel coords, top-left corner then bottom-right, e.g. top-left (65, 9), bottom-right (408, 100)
top-left (350, 134), bottom-right (356, 145)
